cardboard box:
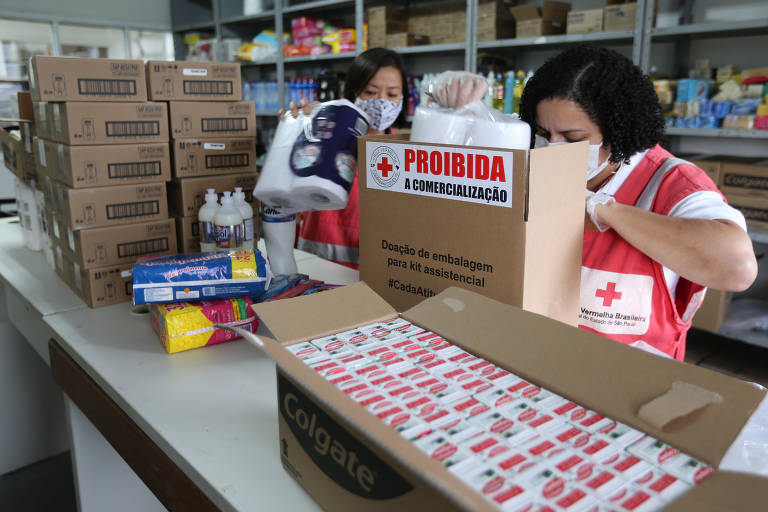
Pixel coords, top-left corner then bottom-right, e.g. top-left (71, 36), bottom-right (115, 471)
top-left (510, 1), bottom-right (571, 38)
top-left (60, 218), bottom-right (177, 269)
top-left (725, 193), bottom-right (768, 230)
top-left (18, 92), bottom-right (34, 121)
top-left (692, 288), bottom-right (730, 334)
top-left (174, 215), bottom-right (200, 253)
top-left (53, 181), bottom-right (168, 230)
top-left (33, 137), bottom-right (58, 181)
top-left (1, 122), bottom-right (37, 185)
top-left (33, 102), bottom-right (50, 140)
top-left (407, 3), bottom-right (467, 45)
top-left (723, 114), bottom-right (755, 130)
top-left (252, 282), bottom-right (768, 512)
top-left (173, 138), bottom-right (257, 178)
top-left (54, 142), bottom-right (171, 188)
top-left (49, 102), bottom-right (169, 146)
top-left (384, 33), bottom-right (430, 48)
top-left (477, 0), bottom-right (516, 41)
top-left (146, 61), bottom-right (242, 101)
top-left (718, 157), bottom-right (768, 199)
top-left (167, 172), bottom-right (259, 217)
top-left (54, 246), bottom-right (133, 308)
top-left (29, 56), bottom-right (147, 102)
top-left (603, 2), bottom-right (637, 31)
top-left (567, 8), bottom-right (604, 34)
top-left (367, 7), bottom-right (409, 48)
top-left (168, 101), bottom-right (256, 139)
top-left (358, 135), bottom-right (586, 324)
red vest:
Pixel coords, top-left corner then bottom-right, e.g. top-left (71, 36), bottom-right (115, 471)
top-left (297, 171), bottom-right (360, 270)
top-left (579, 145), bottom-right (721, 360)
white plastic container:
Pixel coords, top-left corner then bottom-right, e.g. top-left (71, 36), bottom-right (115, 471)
top-left (261, 205), bottom-right (298, 275)
top-left (198, 188), bottom-right (220, 253)
top-left (214, 191), bottom-right (243, 251)
top-left (234, 187), bottom-right (255, 250)
top-left (15, 179), bottom-right (42, 251)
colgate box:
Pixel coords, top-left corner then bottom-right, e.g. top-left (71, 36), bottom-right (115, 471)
top-left (251, 282), bottom-right (768, 511)
top-left (358, 135), bottom-right (587, 325)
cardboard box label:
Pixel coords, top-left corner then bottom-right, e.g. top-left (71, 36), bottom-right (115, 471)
top-left (364, 141), bottom-right (514, 208)
top-left (278, 372), bottom-right (415, 498)
top-left (183, 68), bottom-right (208, 77)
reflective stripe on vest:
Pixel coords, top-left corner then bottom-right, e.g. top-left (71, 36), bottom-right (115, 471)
top-left (297, 237), bottom-right (360, 264)
top-left (635, 157), bottom-right (693, 211)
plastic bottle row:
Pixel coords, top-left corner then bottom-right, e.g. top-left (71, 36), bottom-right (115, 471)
top-left (198, 188), bottom-right (255, 252)
top-left (243, 77), bottom-right (320, 112)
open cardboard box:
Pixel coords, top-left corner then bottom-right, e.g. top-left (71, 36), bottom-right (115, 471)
top-left (250, 282), bottom-right (768, 511)
top-left (358, 134), bottom-right (586, 326)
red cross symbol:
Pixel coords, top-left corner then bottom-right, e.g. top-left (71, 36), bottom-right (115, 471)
top-left (377, 157), bottom-right (393, 178)
top-left (595, 282), bottom-right (622, 307)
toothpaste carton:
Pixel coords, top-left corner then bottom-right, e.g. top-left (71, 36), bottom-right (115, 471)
top-left (610, 453), bottom-right (653, 480)
top-left (582, 468), bottom-right (625, 499)
top-left (490, 484), bottom-right (533, 511)
top-left (414, 432), bottom-right (460, 461)
top-left (310, 334), bottom-right (346, 352)
top-left (465, 464), bottom-right (508, 497)
top-left (627, 437), bottom-right (680, 467)
top-left (475, 386), bottom-right (518, 408)
top-left (633, 469), bottom-right (691, 503)
top-left (459, 433), bottom-right (511, 460)
top-left (659, 454), bottom-right (715, 485)
top-left (598, 422), bottom-right (646, 448)
top-left (615, 489), bottom-right (663, 512)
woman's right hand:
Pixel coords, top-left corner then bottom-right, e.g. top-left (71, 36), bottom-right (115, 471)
top-left (278, 98), bottom-right (316, 120)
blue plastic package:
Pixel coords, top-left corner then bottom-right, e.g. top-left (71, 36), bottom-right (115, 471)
top-left (132, 250), bottom-right (272, 305)
top-left (731, 99), bottom-right (761, 115)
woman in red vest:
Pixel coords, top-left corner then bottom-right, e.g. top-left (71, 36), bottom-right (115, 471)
top-left (518, 46), bottom-right (757, 359)
top-left (296, 48), bottom-right (409, 269)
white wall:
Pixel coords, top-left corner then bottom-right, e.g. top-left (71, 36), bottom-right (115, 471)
top-left (0, 0), bottom-right (171, 29)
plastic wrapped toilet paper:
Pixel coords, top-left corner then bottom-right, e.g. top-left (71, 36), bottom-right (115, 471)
top-left (410, 105), bottom-right (470, 145)
top-left (411, 101), bottom-right (531, 150)
top-left (253, 111), bottom-right (305, 213)
top-left (253, 99), bottom-right (369, 214)
top-left (289, 99), bottom-right (369, 210)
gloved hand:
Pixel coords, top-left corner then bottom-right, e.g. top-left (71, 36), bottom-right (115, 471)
top-left (586, 190), bottom-right (615, 232)
top-left (429, 71), bottom-right (487, 109)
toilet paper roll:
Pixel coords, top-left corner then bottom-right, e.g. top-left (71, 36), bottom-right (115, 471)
top-left (465, 115), bottom-right (531, 150)
top-left (288, 99), bottom-right (369, 211)
top-left (253, 113), bottom-right (304, 211)
top-left (410, 105), bottom-right (470, 145)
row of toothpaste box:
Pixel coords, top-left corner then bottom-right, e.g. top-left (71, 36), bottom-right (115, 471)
top-left (288, 317), bottom-right (714, 512)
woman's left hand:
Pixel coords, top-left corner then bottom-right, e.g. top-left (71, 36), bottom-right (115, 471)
top-left (592, 200), bottom-right (757, 292)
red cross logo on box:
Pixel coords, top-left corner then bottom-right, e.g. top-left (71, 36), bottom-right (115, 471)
top-left (595, 282), bottom-right (622, 307)
top-left (377, 157), bottom-right (393, 178)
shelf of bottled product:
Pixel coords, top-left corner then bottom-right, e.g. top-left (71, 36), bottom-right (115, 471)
top-left (477, 29), bottom-right (636, 50)
top-left (650, 18), bottom-right (768, 40)
top-left (665, 127), bottom-right (768, 139)
top-left (282, 0), bottom-right (354, 14)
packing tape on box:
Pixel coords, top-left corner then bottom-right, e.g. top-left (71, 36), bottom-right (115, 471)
top-left (637, 380), bottom-right (723, 431)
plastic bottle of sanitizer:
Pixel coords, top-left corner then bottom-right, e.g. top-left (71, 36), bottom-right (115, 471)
top-left (234, 187), bottom-right (254, 250)
top-left (214, 191), bottom-right (243, 251)
top-left (198, 188), bottom-right (220, 252)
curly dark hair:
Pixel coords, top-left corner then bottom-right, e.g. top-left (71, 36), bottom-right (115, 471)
top-left (519, 46), bottom-right (664, 164)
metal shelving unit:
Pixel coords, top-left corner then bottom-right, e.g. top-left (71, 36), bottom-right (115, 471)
top-left (650, 19), bottom-right (768, 40)
top-left (284, 53), bottom-right (356, 63)
top-left (478, 30), bottom-right (635, 49)
top-left (666, 128), bottom-right (768, 139)
top-left (394, 42), bottom-right (467, 54)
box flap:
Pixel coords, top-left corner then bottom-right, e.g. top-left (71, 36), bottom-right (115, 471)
top-left (661, 471), bottom-right (768, 511)
top-left (510, 4), bottom-right (541, 21)
top-left (401, 286), bottom-right (765, 465)
top-left (252, 282), bottom-right (397, 345)
top-left (522, 142), bottom-right (587, 325)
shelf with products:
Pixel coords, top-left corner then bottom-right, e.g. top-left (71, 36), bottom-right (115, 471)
top-left (666, 128), bottom-right (768, 139)
top-left (284, 52), bottom-right (357, 63)
top-left (240, 59), bottom-right (279, 67)
top-left (650, 19), bottom-right (768, 41)
top-left (219, 11), bottom-right (277, 24)
top-left (477, 30), bottom-right (636, 50)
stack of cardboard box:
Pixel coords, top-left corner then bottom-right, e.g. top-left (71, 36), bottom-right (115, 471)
top-left (0, 93), bottom-right (38, 188)
top-left (29, 56), bottom-right (177, 308)
top-left (146, 61), bottom-right (260, 253)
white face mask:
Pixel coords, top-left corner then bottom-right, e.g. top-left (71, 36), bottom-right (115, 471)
top-left (354, 97), bottom-right (402, 132)
top-left (534, 135), bottom-right (611, 181)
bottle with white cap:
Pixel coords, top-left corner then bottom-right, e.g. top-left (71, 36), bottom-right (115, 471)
top-left (261, 205), bottom-right (298, 275)
top-left (233, 186), bottom-right (254, 250)
top-left (214, 191), bottom-right (243, 251)
top-left (198, 188), bottom-right (219, 252)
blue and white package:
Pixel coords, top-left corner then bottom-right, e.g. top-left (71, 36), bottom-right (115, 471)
top-left (289, 98), bottom-right (370, 211)
top-left (132, 250), bottom-right (272, 305)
